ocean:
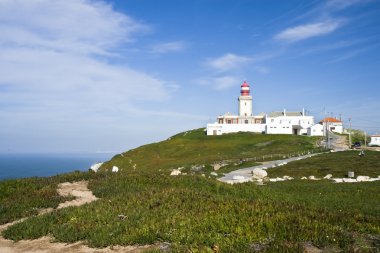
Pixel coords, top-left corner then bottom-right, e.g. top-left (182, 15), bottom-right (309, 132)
top-left (0, 153), bottom-right (115, 180)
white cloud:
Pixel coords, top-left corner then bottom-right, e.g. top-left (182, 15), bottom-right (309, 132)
top-left (0, 0), bottom-right (188, 152)
top-left (275, 20), bottom-right (343, 42)
top-left (206, 53), bottom-right (251, 72)
top-left (326, 0), bottom-right (374, 10)
top-left (0, 0), bottom-right (171, 114)
top-left (198, 76), bottom-right (241, 90)
top-left (150, 41), bottom-right (186, 54)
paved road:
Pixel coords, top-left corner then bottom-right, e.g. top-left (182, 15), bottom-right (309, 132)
top-left (218, 153), bottom-right (322, 184)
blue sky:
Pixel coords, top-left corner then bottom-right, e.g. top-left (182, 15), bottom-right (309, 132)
top-left (0, 0), bottom-right (379, 153)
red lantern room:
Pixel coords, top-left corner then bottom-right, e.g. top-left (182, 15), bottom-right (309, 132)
top-left (240, 81), bottom-right (250, 96)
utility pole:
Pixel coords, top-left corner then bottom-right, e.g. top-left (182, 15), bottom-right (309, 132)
top-left (364, 132), bottom-right (367, 147)
top-left (327, 120), bottom-right (330, 149)
top-left (348, 117), bottom-right (352, 148)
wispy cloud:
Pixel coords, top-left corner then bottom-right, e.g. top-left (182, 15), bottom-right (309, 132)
top-left (327, 43), bottom-right (380, 63)
top-left (275, 20), bottom-right (343, 42)
top-left (326, 0), bottom-right (375, 10)
top-left (206, 53), bottom-right (251, 72)
top-left (0, 0), bottom-right (172, 117)
top-left (198, 76), bottom-right (242, 90)
top-left (149, 41), bottom-right (186, 54)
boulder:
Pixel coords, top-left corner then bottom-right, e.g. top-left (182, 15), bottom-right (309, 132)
top-left (301, 176), bottom-right (307, 180)
top-left (170, 169), bottom-right (181, 176)
top-left (308, 176), bottom-right (317, 180)
top-left (213, 164), bottom-right (221, 171)
top-left (112, 166), bottom-right (119, 173)
top-left (210, 172), bottom-right (218, 176)
top-left (251, 168), bottom-right (268, 179)
top-left (283, 175), bottom-right (294, 180)
top-left (323, 174), bottom-right (333, 179)
top-left (90, 162), bottom-right (103, 172)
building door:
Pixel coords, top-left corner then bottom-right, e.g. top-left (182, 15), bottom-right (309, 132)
top-left (213, 130), bottom-right (217, 135)
top-left (293, 129), bottom-right (298, 135)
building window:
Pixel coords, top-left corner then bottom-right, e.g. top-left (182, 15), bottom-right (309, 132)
top-left (245, 120), bottom-right (248, 124)
top-left (271, 119), bottom-right (274, 122)
top-left (227, 120), bottom-right (231, 124)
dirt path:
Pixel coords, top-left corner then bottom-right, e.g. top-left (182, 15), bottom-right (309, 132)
top-left (0, 181), bottom-right (153, 253)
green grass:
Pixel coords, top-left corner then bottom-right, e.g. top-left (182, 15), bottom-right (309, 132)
top-left (101, 128), bottom-right (322, 173)
top-left (2, 130), bottom-right (379, 252)
top-left (0, 171), bottom-right (104, 225)
top-left (3, 172), bottom-right (379, 252)
top-left (267, 150), bottom-right (380, 178)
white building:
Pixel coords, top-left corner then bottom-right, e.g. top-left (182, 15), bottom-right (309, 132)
top-left (308, 123), bottom-right (324, 136)
top-left (266, 109), bottom-right (314, 135)
top-left (369, 134), bottom-right (380, 146)
top-left (319, 117), bottom-right (344, 134)
top-left (206, 81), bottom-right (316, 136)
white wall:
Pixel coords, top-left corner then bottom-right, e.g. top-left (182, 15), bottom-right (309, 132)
top-left (207, 123), bottom-right (265, 135)
top-left (369, 136), bottom-right (380, 146)
top-left (328, 123), bottom-right (343, 134)
top-left (308, 124), bottom-right (324, 136)
top-left (266, 115), bottom-right (314, 135)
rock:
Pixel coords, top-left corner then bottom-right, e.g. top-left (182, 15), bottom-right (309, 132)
top-left (210, 172), bottom-right (218, 176)
top-left (90, 162), bottom-right (103, 172)
top-left (301, 177), bottom-right (308, 180)
top-left (213, 164), bottom-right (221, 171)
top-left (323, 174), bottom-right (333, 179)
top-left (301, 242), bottom-right (322, 253)
top-left (170, 169), bottom-right (181, 176)
top-left (112, 166), bottom-right (119, 173)
top-left (276, 177), bottom-right (285, 181)
top-left (269, 178), bottom-right (277, 182)
top-left (308, 176), bottom-right (316, 180)
top-left (356, 176), bottom-right (370, 182)
top-left (283, 175), bottom-right (294, 180)
top-left (251, 168), bottom-right (268, 179)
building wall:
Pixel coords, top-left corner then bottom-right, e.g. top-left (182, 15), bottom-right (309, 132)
top-left (206, 123), bottom-right (266, 135)
top-left (327, 123), bottom-right (343, 134)
top-left (369, 136), bottom-right (380, 146)
top-left (308, 124), bottom-right (324, 136)
top-left (266, 116), bottom-right (314, 135)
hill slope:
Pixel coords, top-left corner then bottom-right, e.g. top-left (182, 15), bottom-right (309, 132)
top-left (101, 128), bottom-right (322, 173)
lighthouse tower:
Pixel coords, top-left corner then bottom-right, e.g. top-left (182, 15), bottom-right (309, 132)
top-left (238, 81), bottom-right (253, 117)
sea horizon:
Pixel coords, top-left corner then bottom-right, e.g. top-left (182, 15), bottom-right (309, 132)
top-left (0, 152), bottom-right (115, 180)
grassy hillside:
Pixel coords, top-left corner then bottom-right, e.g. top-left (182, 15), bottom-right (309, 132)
top-left (101, 128), bottom-right (322, 173)
top-left (2, 129), bottom-right (380, 252)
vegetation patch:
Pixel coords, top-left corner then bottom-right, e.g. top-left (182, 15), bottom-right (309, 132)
top-left (267, 150), bottom-right (380, 178)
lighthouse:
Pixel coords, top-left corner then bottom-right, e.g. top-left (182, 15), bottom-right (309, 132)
top-left (238, 81), bottom-right (253, 117)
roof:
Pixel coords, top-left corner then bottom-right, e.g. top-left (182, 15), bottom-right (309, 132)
top-left (319, 117), bottom-right (342, 123)
top-left (267, 111), bottom-right (304, 117)
top-left (371, 134), bottom-right (380, 137)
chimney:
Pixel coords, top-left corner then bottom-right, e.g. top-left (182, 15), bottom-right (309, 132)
top-left (302, 108), bottom-right (305, 116)
top-left (283, 109), bottom-right (286, 116)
